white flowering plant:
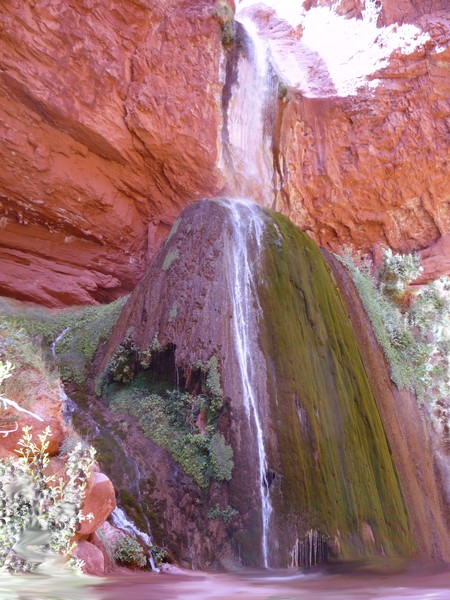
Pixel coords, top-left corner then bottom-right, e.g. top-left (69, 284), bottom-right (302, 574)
top-left (0, 425), bottom-right (96, 574)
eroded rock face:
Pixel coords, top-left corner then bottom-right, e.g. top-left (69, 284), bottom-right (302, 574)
top-left (0, 367), bottom-right (66, 456)
top-left (0, 0), bottom-right (449, 304)
top-left (0, 0), bottom-right (225, 306)
top-left (241, 0), bottom-right (450, 266)
top-left (275, 44), bottom-right (450, 260)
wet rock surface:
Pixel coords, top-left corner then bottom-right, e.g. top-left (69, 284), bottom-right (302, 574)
top-left (97, 199), bottom-right (415, 567)
top-left (326, 253), bottom-right (450, 562)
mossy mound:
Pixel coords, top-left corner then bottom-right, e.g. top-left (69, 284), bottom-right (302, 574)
top-left (0, 297), bottom-right (126, 386)
top-left (258, 210), bottom-right (415, 564)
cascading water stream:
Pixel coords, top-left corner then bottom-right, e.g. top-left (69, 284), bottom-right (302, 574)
top-left (222, 198), bottom-right (273, 568)
top-left (219, 0), bottom-right (280, 567)
top-left (110, 507), bottom-right (158, 572)
top-left (51, 330), bottom-right (158, 571)
top-left (50, 328), bottom-right (77, 423)
top-left (222, 11), bottom-right (276, 206)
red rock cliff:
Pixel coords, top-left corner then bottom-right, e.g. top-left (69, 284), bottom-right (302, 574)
top-left (0, 0), bottom-right (225, 306)
top-left (0, 0), bottom-right (449, 305)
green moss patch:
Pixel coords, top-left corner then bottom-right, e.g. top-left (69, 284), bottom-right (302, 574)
top-left (0, 296), bottom-right (126, 386)
top-left (104, 359), bottom-right (233, 489)
top-left (258, 210), bottom-right (415, 561)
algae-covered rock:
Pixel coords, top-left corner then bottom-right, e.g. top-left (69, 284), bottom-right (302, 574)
top-left (98, 199), bottom-right (414, 567)
top-left (258, 210), bottom-right (415, 565)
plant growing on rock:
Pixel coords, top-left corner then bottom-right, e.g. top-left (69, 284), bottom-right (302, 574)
top-left (107, 355), bottom-right (234, 488)
top-left (0, 296), bottom-right (126, 387)
top-left (377, 248), bottom-right (422, 303)
top-left (113, 534), bottom-right (147, 568)
top-left (212, 0), bottom-right (235, 48)
top-left (208, 433), bottom-right (234, 481)
top-left (150, 545), bottom-right (167, 567)
top-left (207, 504), bottom-right (238, 524)
top-left (0, 425), bottom-right (96, 574)
top-left (108, 337), bottom-right (140, 384)
top-left (337, 248), bottom-right (450, 414)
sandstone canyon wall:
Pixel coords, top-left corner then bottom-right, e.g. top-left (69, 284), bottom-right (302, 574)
top-left (0, 0), bottom-right (225, 306)
top-left (0, 0), bottom-right (449, 305)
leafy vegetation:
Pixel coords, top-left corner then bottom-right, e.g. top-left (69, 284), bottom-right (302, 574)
top-left (209, 433), bottom-right (233, 481)
top-left (377, 249), bottom-right (422, 304)
top-left (105, 355), bottom-right (233, 489)
top-left (212, 0), bottom-right (235, 48)
top-left (0, 425), bottom-right (96, 574)
top-left (108, 336), bottom-right (139, 384)
top-left (113, 534), bottom-right (147, 568)
top-left (0, 297), bottom-right (126, 387)
top-left (337, 248), bottom-right (450, 406)
top-left (150, 545), bottom-right (167, 566)
top-left (207, 504), bottom-right (238, 524)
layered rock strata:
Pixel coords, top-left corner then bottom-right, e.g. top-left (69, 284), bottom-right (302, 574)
top-left (0, 0), bottom-right (225, 305)
top-left (1, 0), bottom-right (449, 304)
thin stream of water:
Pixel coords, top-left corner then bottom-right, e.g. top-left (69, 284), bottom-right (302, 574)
top-left (50, 330), bottom-right (158, 572)
top-left (223, 13), bottom-right (275, 205)
top-left (222, 198), bottom-right (273, 568)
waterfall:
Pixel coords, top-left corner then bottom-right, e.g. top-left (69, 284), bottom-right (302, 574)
top-left (222, 198), bottom-right (273, 568)
top-left (50, 328), bottom-right (77, 423)
top-left (219, 0), bottom-right (278, 565)
top-left (222, 11), bottom-right (276, 206)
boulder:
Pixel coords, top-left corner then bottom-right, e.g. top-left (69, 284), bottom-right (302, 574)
top-left (78, 472), bottom-right (116, 536)
top-left (92, 521), bottom-right (126, 573)
top-left (73, 540), bottom-right (105, 576)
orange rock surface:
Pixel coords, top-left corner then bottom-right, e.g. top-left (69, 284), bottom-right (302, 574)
top-left (0, 0), bottom-right (449, 304)
top-left (73, 540), bottom-right (105, 576)
top-left (0, 367), bottom-right (66, 456)
top-left (78, 471), bottom-right (116, 536)
top-left (0, 0), bottom-right (225, 306)
top-left (271, 5), bottom-right (450, 276)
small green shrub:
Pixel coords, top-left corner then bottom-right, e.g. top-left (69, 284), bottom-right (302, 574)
top-left (107, 356), bottom-right (233, 488)
top-left (337, 248), bottom-right (450, 408)
top-left (377, 248), bottom-right (422, 303)
top-left (212, 0), bottom-right (235, 47)
top-left (208, 504), bottom-right (238, 524)
top-left (108, 337), bottom-right (139, 384)
top-left (150, 545), bottom-right (167, 566)
top-left (192, 356), bottom-right (224, 422)
top-left (209, 433), bottom-right (234, 481)
top-left (114, 534), bottom-right (147, 568)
